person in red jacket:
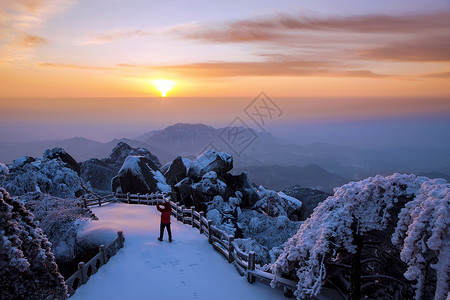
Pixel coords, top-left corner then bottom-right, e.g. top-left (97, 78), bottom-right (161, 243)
top-left (157, 199), bottom-right (172, 242)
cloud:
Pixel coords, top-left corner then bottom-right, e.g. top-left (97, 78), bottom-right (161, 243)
top-left (422, 71), bottom-right (450, 78)
top-left (118, 59), bottom-right (388, 78)
top-left (178, 11), bottom-right (450, 43)
top-left (359, 35), bottom-right (450, 62)
top-left (38, 62), bottom-right (116, 70)
top-left (38, 58), bottom-right (388, 78)
top-left (0, 0), bottom-right (75, 63)
top-left (81, 29), bottom-right (154, 45)
top-left (173, 10), bottom-right (450, 64)
top-left (13, 33), bottom-right (46, 48)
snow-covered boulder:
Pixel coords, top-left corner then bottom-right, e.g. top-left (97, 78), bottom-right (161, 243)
top-left (12, 156), bottom-right (35, 167)
top-left (164, 156), bottom-right (189, 186)
top-left (221, 172), bottom-right (259, 208)
top-left (43, 147), bottom-right (80, 175)
top-left (283, 185), bottom-right (330, 220)
top-left (192, 171), bottom-right (227, 198)
top-left (238, 209), bottom-right (301, 252)
top-left (174, 177), bottom-right (194, 205)
top-left (105, 142), bottom-right (161, 168)
top-left (81, 142), bottom-right (162, 192)
top-left (253, 186), bottom-right (304, 221)
top-left (187, 149), bottom-right (233, 181)
top-left (112, 156), bottom-right (171, 194)
top-left (0, 189), bottom-right (68, 299)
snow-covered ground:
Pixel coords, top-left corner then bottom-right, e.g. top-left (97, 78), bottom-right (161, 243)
top-left (70, 203), bottom-right (285, 300)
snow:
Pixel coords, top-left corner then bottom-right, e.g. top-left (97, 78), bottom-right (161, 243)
top-left (271, 173), bottom-right (449, 300)
top-left (0, 163), bottom-right (8, 178)
top-left (392, 178), bottom-right (450, 300)
top-left (192, 171), bottom-right (227, 195)
top-left (119, 156), bottom-right (143, 178)
top-left (149, 167), bottom-right (172, 193)
top-left (70, 203), bottom-right (285, 300)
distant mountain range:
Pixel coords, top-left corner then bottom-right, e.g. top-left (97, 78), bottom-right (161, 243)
top-left (1, 123), bottom-right (449, 193)
top-left (232, 164), bottom-right (349, 193)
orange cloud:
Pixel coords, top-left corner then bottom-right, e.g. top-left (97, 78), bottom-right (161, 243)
top-left (13, 33), bottom-right (46, 48)
top-left (38, 62), bottom-right (117, 70)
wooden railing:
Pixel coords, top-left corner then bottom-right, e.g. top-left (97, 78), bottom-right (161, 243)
top-left (114, 192), bottom-right (297, 297)
top-left (66, 231), bottom-right (125, 297)
top-left (81, 194), bottom-right (116, 208)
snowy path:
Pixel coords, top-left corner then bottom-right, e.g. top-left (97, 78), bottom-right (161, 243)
top-left (70, 203), bottom-right (285, 300)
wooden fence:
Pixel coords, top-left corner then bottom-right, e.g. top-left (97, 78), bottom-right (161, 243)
top-left (66, 231), bottom-right (125, 297)
top-left (114, 192), bottom-right (297, 297)
top-left (81, 194), bottom-right (116, 208)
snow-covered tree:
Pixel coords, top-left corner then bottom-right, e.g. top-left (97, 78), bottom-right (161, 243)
top-left (392, 178), bottom-right (449, 300)
top-left (4, 158), bottom-right (84, 198)
top-left (0, 188), bottom-right (68, 299)
top-left (270, 174), bottom-right (443, 300)
top-left (0, 163), bottom-right (8, 187)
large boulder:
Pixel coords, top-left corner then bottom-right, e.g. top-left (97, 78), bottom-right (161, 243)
top-left (164, 156), bottom-right (188, 186)
top-left (174, 177), bottom-right (194, 206)
top-left (43, 147), bottom-right (80, 175)
top-left (0, 189), bottom-right (68, 299)
top-left (220, 172), bottom-right (259, 208)
top-left (80, 158), bottom-right (117, 192)
top-left (81, 142), bottom-right (162, 193)
top-left (112, 156), bottom-right (171, 194)
top-left (252, 186), bottom-right (304, 221)
top-left (282, 185), bottom-right (330, 220)
top-left (187, 149), bottom-right (233, 181)
top-left (105, 142), bottom-right (161, 168)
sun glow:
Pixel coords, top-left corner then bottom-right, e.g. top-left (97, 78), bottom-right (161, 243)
top-left (152, 79), bottom-right (176, 97)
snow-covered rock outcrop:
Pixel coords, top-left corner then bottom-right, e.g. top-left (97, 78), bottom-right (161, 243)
top-left (187, 149), bottom-right (233, 181)
top-left (0, 188), bottom-right (68, 299)
top-left (81, 142), bottom-right (162, 192)
top-left (253, 186), bottom-right (304, 221)
top-left (4, 150), bottom-right (85, 198)
top-left (112, 156), bottom-right (171, 194)
top-left (164, 156), bottom-right (190, 186)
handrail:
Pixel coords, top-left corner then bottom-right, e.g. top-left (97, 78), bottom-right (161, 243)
top-left (112, 192), bottom-right (296, 297)
top-left (66, 231), bottom-right (125, 297)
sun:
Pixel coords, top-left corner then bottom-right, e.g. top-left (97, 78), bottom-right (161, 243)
top-left (152, 79), bottom-right (176, 97)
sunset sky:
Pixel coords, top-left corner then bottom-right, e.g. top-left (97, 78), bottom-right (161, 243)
top-left (0, 0), bottom-right (449, 143)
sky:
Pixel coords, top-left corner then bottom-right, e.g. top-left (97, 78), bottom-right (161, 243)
top-left (0, 0), bottom-right (449, 144)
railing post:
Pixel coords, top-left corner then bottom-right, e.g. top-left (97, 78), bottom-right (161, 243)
top-left (127, 192), bottom-right (131, 204)
top-left (191, 206), bottom-right (195, 227)
top-left (118, 231), bottom-right (124, 248)
top-left (181, 205), bottom-right (186, 223)
top-left (98, 197), bottom-right (101, 207)
top-left (83, 196), bottom-right (87, 208)
top-left (99, 245), bottom-right (106, 265)
top-left (137, 193), bottom-right (141, 204)
top-left (247, 251), bottom-right (256, 283)
top-left (199, 212), bottom-right (204, 234)
top-left (78, 262), bottom-right (87, 284)
top-left (228, 236), bottom-right (235, 263)
top-left (207, 220), bottom-right (213, 244)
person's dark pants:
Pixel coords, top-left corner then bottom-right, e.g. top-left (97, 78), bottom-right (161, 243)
top-left (160, 223), bottom-right (172, 240)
